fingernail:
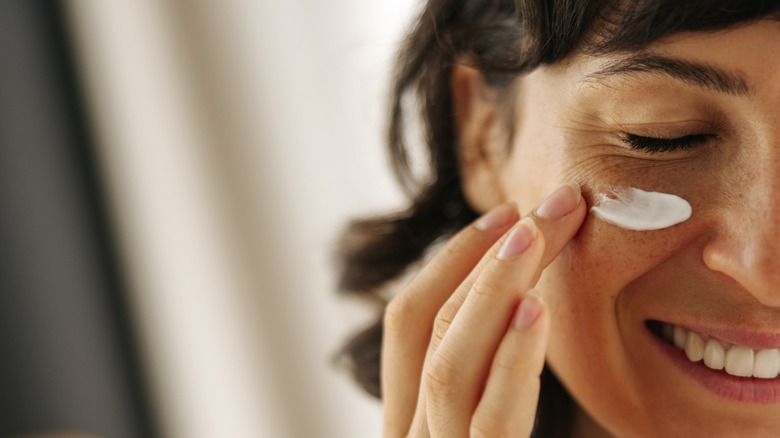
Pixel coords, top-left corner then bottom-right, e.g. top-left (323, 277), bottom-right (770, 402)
top-left (535, 182), bottom-right (581, 220)
top-left (513, 289), bottom-right (543, 329)
top-left (497, 217), bottom-right (537, 260)
top-left (475, 204), bottom-right (516, 231)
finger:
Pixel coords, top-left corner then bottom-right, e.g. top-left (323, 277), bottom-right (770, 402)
top-left (472, 290), bottom-right (550, 438)
top-left (422, 184), bottom-right (584, 436)
top-left (532, 182), bottom-right (586, 269)
top-left (382, 203), bottom-right (518, 437)
top-left (407, 391), bottom-right (431, 438)
top-left (426, 183), bottom-right (587, 376)
top-left (424, 217), bottom-right (545, 436)
top-left (423, 182), bottom-right (584, 364)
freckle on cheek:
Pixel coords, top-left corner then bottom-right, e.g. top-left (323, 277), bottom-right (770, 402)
top-left (590, 187), bottom-right (692, 231)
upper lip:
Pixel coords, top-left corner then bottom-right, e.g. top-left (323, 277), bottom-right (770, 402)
top-left (658, 319), bottom-right (780, 350)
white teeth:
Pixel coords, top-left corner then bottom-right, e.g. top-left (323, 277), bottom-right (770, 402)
top-left (753, 349), bottom-right (780, 379)
top-left (673, 325), bottom-right (687, 349)
top-left (703, 339), bottom-right (725, 371)
top-left (684, 331), bottom-right (705, 362)
top-left (661, 323), bottom-right (780, 379)
top-left (725, 346), bottom-right (755, 377)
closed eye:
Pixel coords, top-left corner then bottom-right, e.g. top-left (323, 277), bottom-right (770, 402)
top-left (622, 133), bottom-right (712, 154)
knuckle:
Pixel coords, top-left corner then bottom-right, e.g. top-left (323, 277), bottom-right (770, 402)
top-left (471, 401), bottom-right (517, 438)
top-left (470, 419), bottom-right (509, 438)
top-left (431, 300), bottom-right (459, 343)
top-left (469, 422), bottom-right (493, 438)
top-left (440, 231), bottom-right (469, 259)
top-left (384, 295), bottom-right (415, 335)
top-left (469, 279), bottom-right (499, 300)
top-left (492, 353), bottom-right (526, 375)
top-left (430, 229), bottom-right (472, 267)
top-left (423, 353), bottom-right (459, 397)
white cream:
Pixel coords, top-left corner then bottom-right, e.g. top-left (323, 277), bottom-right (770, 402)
top-left (590, 187), bottom-right (691, 231)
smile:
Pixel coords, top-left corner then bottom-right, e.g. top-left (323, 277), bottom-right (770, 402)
top-left (656, 322), bottom-right (780, 379)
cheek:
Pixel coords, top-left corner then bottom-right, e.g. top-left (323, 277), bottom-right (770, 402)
top-left (539, 205), bottom-right (699, 332)
top-left (500, 131), bottom-right (570, 214)
top-left (538, 195), bottom-right (708, 433)
top-left (499, 73), bottom-right (575, 213)
top-left (535, 218), bottom-right (693, 433)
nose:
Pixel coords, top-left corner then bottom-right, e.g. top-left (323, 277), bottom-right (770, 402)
top-left (702, 169), bottom-right (780, 307)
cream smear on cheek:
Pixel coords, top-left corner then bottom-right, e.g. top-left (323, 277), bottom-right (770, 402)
top-left (590, 187), bottom-right (692, 231)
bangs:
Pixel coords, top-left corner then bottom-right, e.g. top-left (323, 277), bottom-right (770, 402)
top-left (518, 0), bottom-right (780, 66)
top-left (588, 0), bottom-right (780, 54)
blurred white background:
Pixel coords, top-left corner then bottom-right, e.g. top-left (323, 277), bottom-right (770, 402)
top-left (64, 0), bottom-right (417, 436)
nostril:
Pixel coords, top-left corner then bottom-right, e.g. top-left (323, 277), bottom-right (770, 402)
top-left (702, 240), bottom-right (780, 308)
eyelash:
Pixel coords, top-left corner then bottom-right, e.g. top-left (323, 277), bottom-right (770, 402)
top-left (622, 133), bottom-right (712, 153)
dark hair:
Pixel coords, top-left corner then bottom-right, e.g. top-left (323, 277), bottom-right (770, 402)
top-left (336, 0), bottom-right (780, 435)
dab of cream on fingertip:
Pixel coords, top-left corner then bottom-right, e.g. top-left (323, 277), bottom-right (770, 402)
top-left (590, 187), bottom-right (692, 231)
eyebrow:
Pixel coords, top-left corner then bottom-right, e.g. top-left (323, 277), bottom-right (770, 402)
top-left (583, 53), bottom-right (750, 96)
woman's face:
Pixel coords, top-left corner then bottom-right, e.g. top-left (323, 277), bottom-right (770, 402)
top-left (489, 19), bottom-right (780, 436)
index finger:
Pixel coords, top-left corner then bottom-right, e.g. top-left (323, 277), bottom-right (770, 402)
top-left (532, 182), bottom-right (588, 269)
top-left (422, 184), bottom-right (585, 434)
top-left (426, 182), bottom-right (586, 357)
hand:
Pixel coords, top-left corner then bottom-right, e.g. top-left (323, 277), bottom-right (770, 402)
top-left (381, 183), bottom-right (587, 438)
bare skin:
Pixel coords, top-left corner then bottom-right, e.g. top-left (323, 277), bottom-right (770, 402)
top-left (382, 184), bottom-right (586, 437)
top-left (382, 19), bottom-right (780, 438)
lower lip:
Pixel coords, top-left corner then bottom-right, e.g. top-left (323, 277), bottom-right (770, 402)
top-left (647, 326), bottom-right (780, 404)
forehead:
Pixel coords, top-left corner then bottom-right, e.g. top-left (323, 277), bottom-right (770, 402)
top-left (560, 20), bottom-right (780, 93)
